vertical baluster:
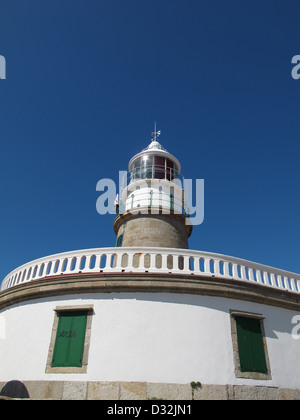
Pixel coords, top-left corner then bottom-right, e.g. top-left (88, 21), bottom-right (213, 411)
top-left (21, 270), bottom-right (27, 283)
top-left (105, 253), bottom-right (113, 271)
top-left (223, 262), bottom-right (230, 277)
top-left (12, 273), bottom-right (16, 286)
top-left (9, 276), bottom-right (13, 287)
top-left (287, 277), bottom-right (292, 290)
top-left (65, 258), bottom-right (73, 274)
top-left (282, 276), bottom-right (288, 290)
top-left (232, 264), bottom-right (239, 279)
top-left (290, 278), bottom-right (298, 292)
top-left (35, 264), bottom-right (42, 279)
top-left (55, 259), bottom-right (63, 275)
top-left (83, 255), bottom-right (91, 272)
top-left (44, 262), bottom-right (50, 277)
top-left (204, 258), bottom-right (210, 275)
top-left (183, 256), bottom-right (190, 273)
top-left (74, 257), bottom-right (81, 272)
top-left (248, 268), bottom-right (254, 282)
top-left (127, 252), bottom-right (134, 270)
top-left (95, 254), bottom-right (101, 271)
top-left (16, 271), bottom-right (22, 285)
top-left (139, 253), bottom-right (145, 271)
top-left (173, 255), bottom-right (179, 272)
top-left (48, 261), bottom-right (56, 276)
top-left (26, 267), bottom-right (32, 282)
top-left (263, 271), bottom-right (268, 285)
top-left (14, 272), bottom-right (19, 285)
top-left (13, 274), bottom-right (18, 286)
top-left (269, 273), bottom-right (276, 288)
top-left (115, 252), bottom-right (124, 271)
top-left (150, 253), bottom-right (156, 270)
top-left (214, 260), bottom-right (220, 276)
top-left (277, 275), bottom-right (284, 289)
top-left (193, 258), bottom-right (200, 274)
top-left (161, 254), bottom-right (168, 271)
top-left (240, 265), bottom-right (246, 281)
top-left (255, 270), bottom-right (262, 284)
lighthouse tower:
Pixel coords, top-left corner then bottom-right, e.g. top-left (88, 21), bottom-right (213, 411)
top-left (114, 126), bottom-right (192, 249)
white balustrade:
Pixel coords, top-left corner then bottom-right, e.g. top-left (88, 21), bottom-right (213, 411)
top-left (1, 247), bottom-right (299, 295)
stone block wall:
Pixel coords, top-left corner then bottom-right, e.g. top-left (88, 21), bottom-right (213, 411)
top-left (1, 381), bottom-right (300, 400)
top-left (114, 211), bottom-right (191, 249)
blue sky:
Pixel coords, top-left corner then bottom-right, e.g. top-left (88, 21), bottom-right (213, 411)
top-left (0, 0), bottom-right (299, 283)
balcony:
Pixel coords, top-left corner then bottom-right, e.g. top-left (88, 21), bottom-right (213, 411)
top-left (1, 247), bottom-right (299, 295)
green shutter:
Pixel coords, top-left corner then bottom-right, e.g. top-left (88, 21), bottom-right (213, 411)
top-left (52, 311), bottom-right (87, 368)
top-left (149, 190), bottom-right (153, 207)
top-left (116, 234), bottom-right (123, 247)
top-left (235, 316), bottom-right (268, 374)
top-left (170, 193), bottom-right (174, 210)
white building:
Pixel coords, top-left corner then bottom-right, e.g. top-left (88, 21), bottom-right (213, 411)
top-left (0, 132), bottom-right (300, 400)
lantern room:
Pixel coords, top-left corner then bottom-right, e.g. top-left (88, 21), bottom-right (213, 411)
top-left (128, 138), bottom-right (181, 183)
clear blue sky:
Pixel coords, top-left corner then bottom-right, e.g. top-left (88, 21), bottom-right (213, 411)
top-left (0, 0), bottom-right (299, 283)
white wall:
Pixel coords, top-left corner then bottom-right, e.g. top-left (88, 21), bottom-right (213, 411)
top-left (123, 179), bottom-right (184, 213)
top-left (0, 292), bottom-right (299, 389)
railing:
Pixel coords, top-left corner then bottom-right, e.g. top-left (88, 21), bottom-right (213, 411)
top-left (120, 166), bottom-right (184, 190)
top-left (1, 247), bottom-right (300, 294)
top-left (118, 169), bottom-right (189, 216)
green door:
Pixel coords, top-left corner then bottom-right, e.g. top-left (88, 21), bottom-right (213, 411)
top-left (235, 316), bottom-right (268, 374)
top-left (52, 311), bottom-right (87, 368)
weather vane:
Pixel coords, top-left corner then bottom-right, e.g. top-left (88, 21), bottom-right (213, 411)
top-left (151, 121), bottom-right (161, 142)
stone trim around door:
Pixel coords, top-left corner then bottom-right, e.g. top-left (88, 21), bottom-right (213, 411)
top-left (45, 305), bottom-right (94, 374)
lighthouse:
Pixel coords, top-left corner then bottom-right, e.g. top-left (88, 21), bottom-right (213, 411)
top-left (0, 129), bottom-right (300, 400)
top-left (114, 126), bottom-right (192, 249)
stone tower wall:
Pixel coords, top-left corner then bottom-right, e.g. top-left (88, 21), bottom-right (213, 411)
top-left (113, 209), bottom-right (192, 249)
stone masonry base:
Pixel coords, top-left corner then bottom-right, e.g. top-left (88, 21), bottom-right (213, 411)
top-left (1, 381), bottom-right (300, 400)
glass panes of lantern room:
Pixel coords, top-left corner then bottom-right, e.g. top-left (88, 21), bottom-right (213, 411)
top-left (130, 155), bottom-right (179, 182)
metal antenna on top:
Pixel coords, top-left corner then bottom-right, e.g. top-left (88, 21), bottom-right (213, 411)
top-left (151, 121), bottom-right (161, 142)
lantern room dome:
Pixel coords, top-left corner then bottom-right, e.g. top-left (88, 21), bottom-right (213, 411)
top-left (128, 137), bottom-right (181, 183)
top-left (129, 139), bottom-right (181, 173)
